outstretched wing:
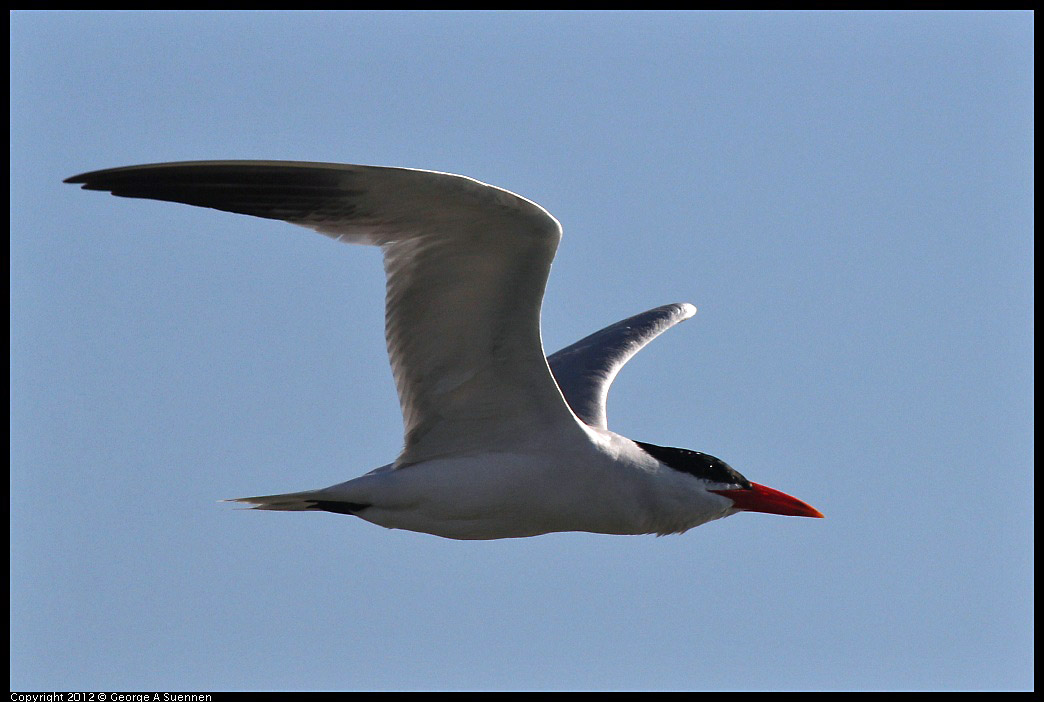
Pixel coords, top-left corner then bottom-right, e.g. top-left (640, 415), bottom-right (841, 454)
top-left (547, 303), bottom-right (697, 429)
top-left (66, 161), bottom-right (586, 464)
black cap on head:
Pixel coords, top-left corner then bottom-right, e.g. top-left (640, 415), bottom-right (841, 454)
top-left (634, 441), bottom-right (751, 489)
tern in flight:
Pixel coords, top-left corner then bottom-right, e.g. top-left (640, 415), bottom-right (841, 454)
top-left (66, 162), bottom-right (823, 539)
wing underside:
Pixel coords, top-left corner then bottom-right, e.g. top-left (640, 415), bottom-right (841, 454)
top-left (67, 161), bottom-right (586, 462)
top-left (547, 302), bottom-right (697, 429)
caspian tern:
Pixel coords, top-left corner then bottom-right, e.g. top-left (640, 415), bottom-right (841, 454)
top-left (65, 161), bottom-right (823, 539)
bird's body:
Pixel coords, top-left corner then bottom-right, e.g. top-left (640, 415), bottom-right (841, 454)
top-left (66, 161), bottom-right (822, 540)
top-left (271, 427), bottom-right (738, 540)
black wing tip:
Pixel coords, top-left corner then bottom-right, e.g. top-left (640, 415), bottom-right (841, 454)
top-left (64, 172), bottom-right (95, 186)
top-left (64, 164), bottom-right (151, 187)
top-left (64, 167), bottom-right (135, 189)
top-left (63, 173), bottom-right (126, 194)
top-left (63, 164), bottom-right (196, 190)
top-left (64, 161), bottom-right (356, 190)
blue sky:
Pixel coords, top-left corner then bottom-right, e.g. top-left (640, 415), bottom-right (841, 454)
top-left (11, 11), bottom-right (1033, 691)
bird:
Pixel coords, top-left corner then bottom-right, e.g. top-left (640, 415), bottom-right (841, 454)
top-left (65, 161), bottom-right (823, 540)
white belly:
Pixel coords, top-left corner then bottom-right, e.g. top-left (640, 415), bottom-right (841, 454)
top-left (320, 441), bottom-right (733, 539)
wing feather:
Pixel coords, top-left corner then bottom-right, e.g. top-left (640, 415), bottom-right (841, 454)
top-left (546, 303), bottom-right (697, 429)
top-left (66, 161), bottom-right (585, 463)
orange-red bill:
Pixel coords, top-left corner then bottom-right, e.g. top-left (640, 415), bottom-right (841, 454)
top-left (711, 482), bottom-right (824, 518)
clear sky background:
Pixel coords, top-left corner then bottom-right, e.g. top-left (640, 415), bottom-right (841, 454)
top-left (10, 11), bottom-right (1033, 691)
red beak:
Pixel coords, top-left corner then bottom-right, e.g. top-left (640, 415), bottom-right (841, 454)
top-left (711, 482), bottom-right (824, 518)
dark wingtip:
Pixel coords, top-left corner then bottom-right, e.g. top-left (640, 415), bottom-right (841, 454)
top-left (64, 170), bottom-right (113, 188)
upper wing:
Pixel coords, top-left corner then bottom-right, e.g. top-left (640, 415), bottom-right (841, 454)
top-left (66, 161), bottom-right (586, 464)
top-left (546, 303), bottom-right (697, 429)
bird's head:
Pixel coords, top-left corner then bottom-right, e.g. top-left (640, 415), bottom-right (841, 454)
top-left (635, 441), bottom-right (823, 519)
